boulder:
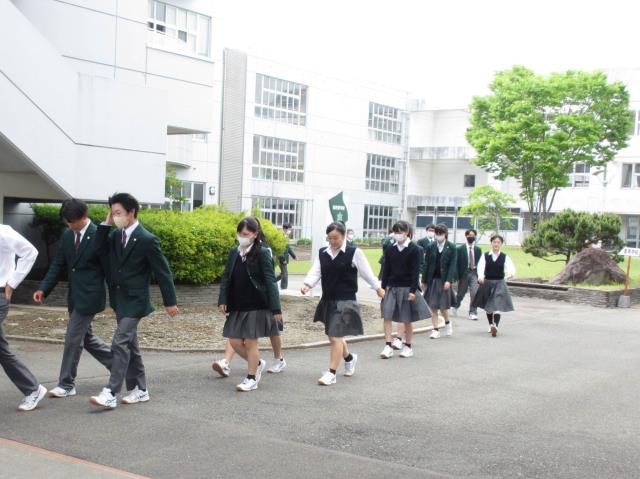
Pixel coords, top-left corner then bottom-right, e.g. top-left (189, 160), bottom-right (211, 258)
top-left (550, 247), bottom-right (626, 285)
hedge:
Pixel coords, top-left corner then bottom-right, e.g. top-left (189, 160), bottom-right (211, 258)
top-left (30, 204), bottom-right (287, 285)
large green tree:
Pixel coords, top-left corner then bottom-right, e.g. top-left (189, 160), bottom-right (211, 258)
top-left (458, 185), bottom-right (516, 237)
top-left (522, 209), bottom-right (624, 264)
top-left (467, 66), bottom-right (633, 227)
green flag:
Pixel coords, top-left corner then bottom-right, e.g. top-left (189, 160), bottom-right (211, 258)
top-left (328, 192), bottom-right (348, 223)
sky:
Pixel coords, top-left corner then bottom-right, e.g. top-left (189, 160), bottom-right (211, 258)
top-left (212, 0), bottom-right (640, 108)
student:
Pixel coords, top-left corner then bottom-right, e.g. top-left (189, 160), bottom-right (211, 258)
top-left (422, 224), bottom-right (457, 339)
top-left (416, 223), bottom-right (436, 252)
top-left (0, 224), bottom-right (47, 411)
top-left (472, 234), bottom-right (515, 337)
top-left (377, 227), bottom-right (395, 280)
top-left (346, 229), bottom-right (355, 246)
top-left (90, 193), bottom-right (178, 408)
top-left (218, 217), bottom-right (281, 392)
top-left (380, 221), bottom-right (431, 359)
top-left (275, 223), bottom-right (297, 290)
top-left (301, 222), bottom-right (384, 386)
top-left (34, 199), bottom-right (112, 398)
top-left (454, 228), bottom-right (482, 321)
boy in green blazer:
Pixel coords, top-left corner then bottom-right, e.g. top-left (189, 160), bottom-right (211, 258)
top-left (34, 199), bottom-right (112, 398)
top-left (90, 193), bottom-right (178, 409)
top-left (455, 229), bottom-right (482, 320)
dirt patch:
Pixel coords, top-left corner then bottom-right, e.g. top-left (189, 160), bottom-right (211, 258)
top-left (5, 296), bottom-right (385, 350)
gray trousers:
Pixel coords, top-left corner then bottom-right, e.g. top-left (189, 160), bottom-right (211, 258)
top-left (0, 295), bottom-right (39, 395)
top-left (276, 260), bottom-right (289, 290)
top-left (456, 269), bottom-right (479, 315)
top-left (58, 310), bottom-right (112, 390)
top-left (107, 316), bottom-right (146, 394)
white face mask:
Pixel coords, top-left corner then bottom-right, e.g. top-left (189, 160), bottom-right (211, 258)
top-left (426, 231), bottom-right (435, 239)
top-left (347, 234), bottom-right (354, 240)
top-left (393, 233), bottom-right (407, 243)
top-left (237, 235), bottom-right (255, 247)
top-left (435, 234), bottom-right (445, 242)
top-left (113, 216), bottom-right (129, 229)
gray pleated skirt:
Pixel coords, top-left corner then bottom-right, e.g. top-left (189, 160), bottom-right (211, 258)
top-left (381, 286), bottom-right (432, 323)
top-left (313, 299), bottom-right (363, 337)
top-left (425, 278), bottom-right (457, 310)
top-left (223, 309), bottom-right (280, 339)
top-left (471, 279), bottom-right (514, 313)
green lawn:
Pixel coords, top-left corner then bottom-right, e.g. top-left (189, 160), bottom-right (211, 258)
top-left (286, 245), bottom-right (640, 289)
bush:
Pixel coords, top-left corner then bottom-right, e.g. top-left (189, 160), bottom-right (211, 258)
top-left (30, 204), bottom-right (285, 285)
top-left (296, 238), bottom-right (312, 246)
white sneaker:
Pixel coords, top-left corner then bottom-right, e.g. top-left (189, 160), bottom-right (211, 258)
top-left (317, 371), bottom-right (337, 386)
top-left (391, 337), bottom-right (403, 350)
top-left (255, 359), bottom-right (266, 384)
top-left (379, 344), bottom-right (394, 359)
top-left (399, 345), bottom-right (414, 358)
top-left (90, 387), bottom-right (117, 409)
top-left (430, 330), bottom-right (441, 339)
top-left (18, 385), bottom-right (47, 412)
top-left (488, 326), bottom-right (493, 333)
top-left (236, 377), bottom-right (258, 392)
top-left (212, 359), bottom-right (231, 378)
top-left (121, 386), bottom-right (150, 405)
top-left (445, 321), bottom-right (453, 336)
top-left (343, 354), bottom-right (358, 377)
top-left (268, 358), bottom-right (287, 374)
top-left (48, 386), bottom-right (77, 398)
top-left (469, 313), bottom-right (478, 320)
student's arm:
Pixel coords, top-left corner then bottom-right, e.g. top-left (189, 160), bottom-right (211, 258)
top-left (301, 256), bottom-right (322, 291)
top-left (409, 246), bottom-right (419, 294)
top-left (420, 245), bottom-right (429, 287)
top-left (4, 227), bottom-right (38, 295)
top-left (380, 248), bottom-right (391, 290)
top-left (146, 236), bottom-right (178, 314)
top-left (505, 254), bottom-right (516, 279)
top-left (217, 250), bottom-right (234, 312)
top-left (446, 244), bottom-right (457, 284)
top-left (288, 245), bottom-right (297, 260)
top-left (353, 249), bottom-right (380, 290)
top-left (477, 254), bottom-right (486, 282)
top-left (37, 233), bottom-right (68, 299)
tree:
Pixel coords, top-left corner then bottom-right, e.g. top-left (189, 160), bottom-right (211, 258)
top-left (522, 209), bottom-right (624, 264)
top-left (458, 185), bottom-right (516, 237)
top-left (30, 203), bottom-right (65, 267)
top-left (466, 66), bottom-right (633, 227)
top-left (165, 164), bottom-right (186, 211)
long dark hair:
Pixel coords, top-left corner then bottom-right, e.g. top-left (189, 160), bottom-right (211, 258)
top-left (237, 216), bottom-right (267, 261)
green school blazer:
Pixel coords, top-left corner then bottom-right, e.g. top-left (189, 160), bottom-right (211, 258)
top-left (218, 246), bottom-right (281, 313)
top-left (456, 243), bottom-right (482, 280)
top-left (99, 224), bottom-right (177, 318)
top-left (421, 240), bottom-right (458, 285)
top-left (38, 222), bottom-right (109, 315)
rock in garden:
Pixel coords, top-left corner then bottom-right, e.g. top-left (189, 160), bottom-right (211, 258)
top-left (550, 247), bottom-right (626, 285)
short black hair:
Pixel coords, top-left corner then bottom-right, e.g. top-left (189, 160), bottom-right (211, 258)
top-left (282, 223), bottom-right (292, 230)
top-left (426, 223), bottom-right (436, 231)
top-left (435, 223), bottom-right (448, 235)
top-left (326, 222), bottom-right (346, 236)
top-left (465, 229), bottom-right (478, 237)
top-left (391, 220), bottom-right (410, 233)
top-left (490, 234), bottom-right (504, 244)
top-left (59, 199), bottom-right (88, 222)
top-left (108, 193), bottom-right (140, 218)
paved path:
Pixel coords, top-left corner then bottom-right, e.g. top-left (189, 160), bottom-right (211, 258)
top-left (1, 297), bottom-right (639, 478)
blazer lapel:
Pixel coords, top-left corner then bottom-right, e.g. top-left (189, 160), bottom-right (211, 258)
top-left (119, 225), bottom-right (141, 266)
top-left (72, 223), bottom-right (96, 266)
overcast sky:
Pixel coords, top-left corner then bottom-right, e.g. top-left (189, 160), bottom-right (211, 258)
top-left (213, 0), bottom-right (639, 107)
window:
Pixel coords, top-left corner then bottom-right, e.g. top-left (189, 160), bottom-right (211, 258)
top-left (436, 216), bottom-right (454, 229)
top-left (456, 217), bottom-right (473, 230)
top-left (627, 217), bottom-right (639, 247)
top-left (193, 133), bottom-right (208, 142)
top-left (365, 154), bottom-right (400, 193)
top-left (569, 162), bottom-right (590, 187)
top-left (252, 196), bottom-right (303, 239)
top-left (464, 175), bottom-right (476, 188)
top-left (415, 215), bottom-right (434, 228)
top-left (633, 111), bottom-right (640, 136)
top-left (501, 218), bottom-right (519, 231)
top-left (622, 163), bottom-right (640, 188)
top-left (252, 135), bottom-right (305, 183)
top-left (254, 74), bottom-right (307, 126)
top-left (166, 181), bottom-right (205, 211)
top-left (147, 1), bottom-right (211, 57)
top-left (368, 102), bottom-right (402, 144)
top-left (363, 205), bottom-right (394, 238)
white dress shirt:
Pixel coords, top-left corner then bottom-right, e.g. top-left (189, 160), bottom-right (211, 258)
top-left (304, 242), bottom-right (380, 290)
top-left (477, 250), bottom-right (516, 280)
top-left (121, 221), bottom-right (140, 248)
top-left (74, 220), bottom-right (91, 244)
top-left (0, 225), bottom-right (38, 289)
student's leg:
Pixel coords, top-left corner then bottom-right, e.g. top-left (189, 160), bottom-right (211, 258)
top-left (124, 322), bottom-right (146, 392)
top-left (404, 322), bottom-right (413, 345)
top-left (244, 339), bottom-right (259, 375)
top-left (383, 319), bottom-right (393, 342)
top-left (493, 312), bottom-right (501, 326)
top-left (229, 338), bottom-right (248, 361)
top-left (456, 273), bottom-right (469, 311)
top-left (280, 262), bottom-right (289, 290)
top-left (431, 310), bottom-right (440, 329)
top-left (223, 339), bottom-right (235, 364)
top-left (442, 309), bottom-right (450, 323)
top-left (270, 335), bottom-right (282, 359)
top-left (468, 272), bottom-right (479, 317)
top-left (329, 337), bottom-right (344, 371)
top-left (107, 316), bottom-right (142, 394)
top-left (83, 321), bottom-right (112, 370)
top-left (396, 322), bottom-right (406, 342)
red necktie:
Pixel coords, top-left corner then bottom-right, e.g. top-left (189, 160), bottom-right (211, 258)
top-left (121, 230), bottom-right (127, 251)
top-left (469, 245), bottom-right (474, 269)
top-left (75, 232), bottom-right (81, 250)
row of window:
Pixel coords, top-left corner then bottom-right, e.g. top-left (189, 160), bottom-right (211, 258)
top-left (254, 74), bottom-right (403, 144)
top-left (569, 162), bottom-right (640, 188)
top-left (147, 0), bottom-right (211, 57)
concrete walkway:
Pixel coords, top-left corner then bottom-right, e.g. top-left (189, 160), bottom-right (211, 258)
top-left (1, 297), bottom-right (639, 478)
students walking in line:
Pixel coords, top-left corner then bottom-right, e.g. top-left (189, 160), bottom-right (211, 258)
top-left (0, 224), bottom-right (47, 411)
top-left (275, 223), bottom-right (297, 290)
top-left (217, 217), bottom-right (281, 392)
top-left (454, 229), bottom-right (482, 321)
top-left (380, 221), bottom-right (431, 359)
top-left (33, 199), bottom-right (112, 398)
top-left (422, 224), bottom-right (457, 339)
top-left (301, 222), bottom-right (384, 386)
top-left (90, 193), bottom-right (178, 408)
top-left (472, 234), bottom-right (515, 337)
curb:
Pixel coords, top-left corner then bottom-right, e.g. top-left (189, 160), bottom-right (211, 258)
top-left (7, 320), bottom-right (447, 353)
